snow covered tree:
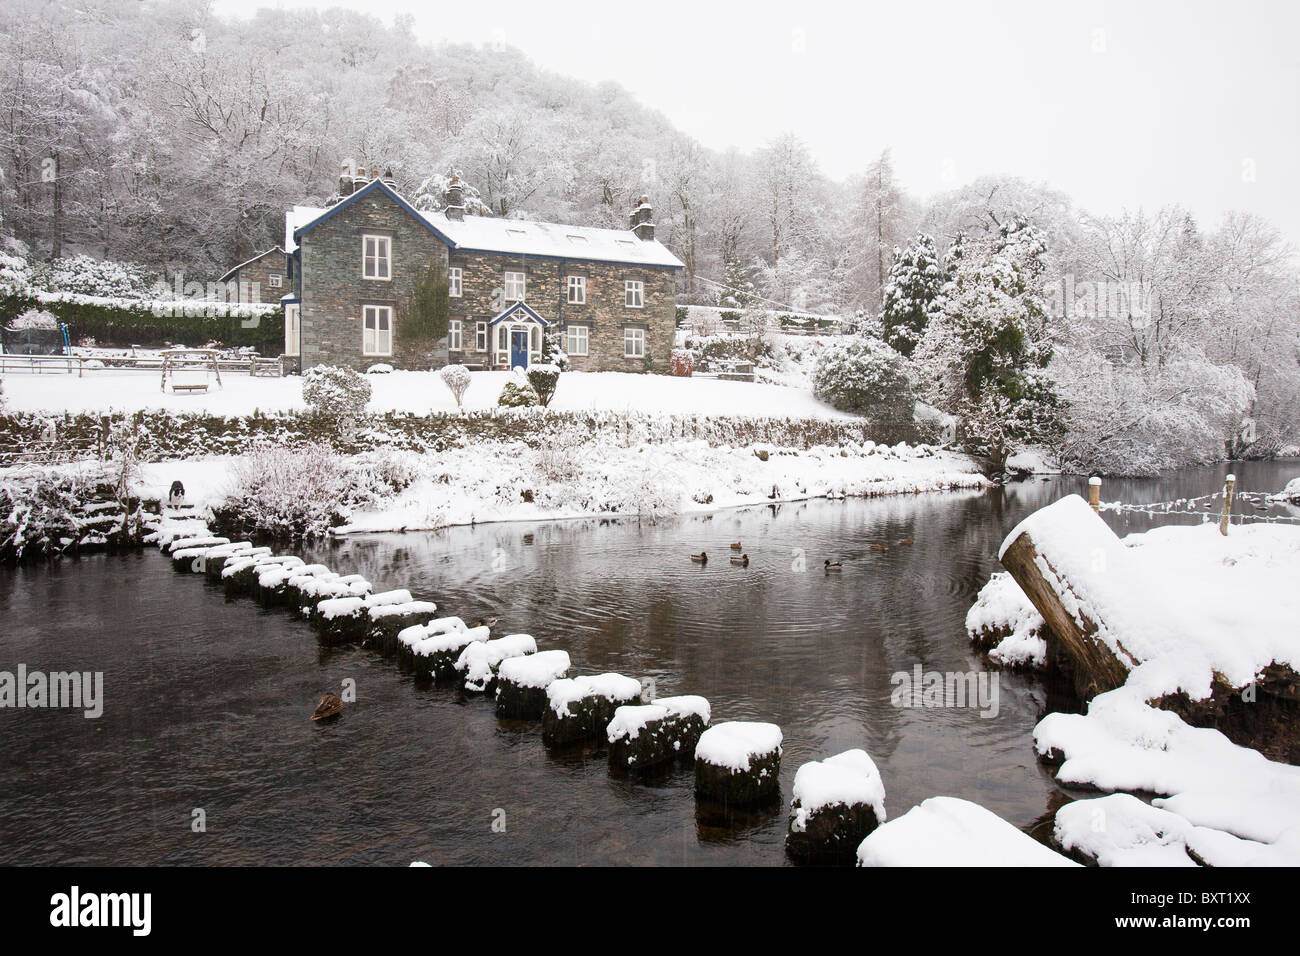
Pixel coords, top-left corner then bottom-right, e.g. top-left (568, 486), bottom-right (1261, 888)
top-left (880, 234), bottom-right (944, 357)
top-left (439, 364), bottom-right (471, 408)
top-left (914, 217), bottom-right (1065, 470)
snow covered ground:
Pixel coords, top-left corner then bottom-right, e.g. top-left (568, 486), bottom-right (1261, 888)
top-left (1, 367), bottom-right (857, 420)
top-left (132, 439), bottom-right (988, 534)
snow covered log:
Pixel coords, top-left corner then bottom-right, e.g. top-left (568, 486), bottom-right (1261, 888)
top-left (785, 749), bottom-right (886, 865)
top-left (694, 721), bottom-right (783, 806)
top-left (456, 634), bottom-right (536, 692)
top-left (541, 674), bottom-right (643, 747)
top-left (856, 796), bottom-right (1078, 867)
top-left (606, 696), bottom-right (711, 771)
top-left (998, 494), bottom-right (1133, 700)
top-left (366, 600), bottom-right (440, 656)
top-left (495, 650), bottom-right (571, 719)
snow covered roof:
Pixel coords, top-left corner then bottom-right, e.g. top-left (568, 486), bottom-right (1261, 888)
top-left (218, 246), bottom-right (284, 283)
top-left (284, 178), bottom-right (683, 269)
top-left (419, 208), bottom-right (684, 269)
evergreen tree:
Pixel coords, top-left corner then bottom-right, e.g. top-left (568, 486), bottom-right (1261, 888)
top-left (880, 233), bottom-right (944, 357)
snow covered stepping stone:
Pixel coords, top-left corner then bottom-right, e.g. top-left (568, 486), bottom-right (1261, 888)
top-left (222, 554), bottom-right (302, 595)
top-left (398, 618), bottom-right (486, 680)
top-left (606, 696), bottom-right (711, 771)
top-left (542, 674), bottom-right (643, 747)
top-left (312, 589), bottom-right (413, 646)
top-left (855, 796), bottom-right (1078, 867)
top-left (252, 559), bottom-right (313, 605)
top-left (495, 650), bottom-right (571, 719)
top-left (786, 749), bottom-right (886, 865)
top-left (694, 721), bottom-right (783, 806)
top-left (170, 539), bottom-right (250, 573)
top-left (456, 635), bottom-right (536, 693)
top-left (366, 600), bottom-right (440, 656)
top-left (291, 573), bottom-right (370, 610)
top-left (204, 546), bottom-right (271, 581)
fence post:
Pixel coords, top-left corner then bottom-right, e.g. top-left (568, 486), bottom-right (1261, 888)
top-left (1219, 474), bottom-right (1236, 536)
top-left (1088, 476), bottom-right (1101, 512)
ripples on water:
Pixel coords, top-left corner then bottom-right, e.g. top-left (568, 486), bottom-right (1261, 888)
top-left (1, 460), bottom-right (1295, 865)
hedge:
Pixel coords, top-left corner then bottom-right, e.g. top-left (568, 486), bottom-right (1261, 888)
top-left (0, 292), bottom-right (284, 353)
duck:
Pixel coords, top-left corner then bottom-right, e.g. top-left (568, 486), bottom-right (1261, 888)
top-left (730, 553), bottom-right (749, 567)
top-left (897, 538), bottom-right (914, 546)
top-left (690, 552), bottom-right (708, 564)
top-left (870, 543), bottom-right (889, 552)
top-left (824, 559), bottom-right (842, 571)
top-left (474, 617), bottom-right (499, 628)
top-left (729, 541), bottom-right (743, 551)
top-left (311, 693), bottom-right (343, 721)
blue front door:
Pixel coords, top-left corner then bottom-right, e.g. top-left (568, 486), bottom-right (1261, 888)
top-left (510, 329), bottom-right (529, 369)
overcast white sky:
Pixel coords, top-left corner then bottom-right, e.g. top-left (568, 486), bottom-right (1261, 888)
top-left (215, 0), bottom-right (1300, 243)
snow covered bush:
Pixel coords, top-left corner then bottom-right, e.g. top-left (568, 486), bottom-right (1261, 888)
top-left (302, 364), bottom-right (372, 419)
top-left (812, 336), bottom-right (915, 434)
top-left (880, 234), bottom-right (944, 357)
top-left (542, 330), bottom-right (569, 371)
top-left (48, 255), bottom-right (155, 299)
top-left (525, 364), bottom-right (561, 407)
top-left (439, 364), bottom-right (472, 407)
top-left (366, 363), bottom-right (393, 374)
top-left (216, 443), bottom-right (353, 540)
top-left (0, 251), bottom-right (32, 295)
top-left (669, 348), bottom-right (694, 377)
top-left (8, 308), bottom-right (59, 330)
top-left (497, 380), bottom-right (539, 407)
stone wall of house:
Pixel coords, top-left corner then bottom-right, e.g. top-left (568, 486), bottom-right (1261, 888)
top-left (227, 249), bottom-right (289, 304)
top-left (298, 190), bottom-right (449, 371)
top-left (446, 250), bottom-right (676, 372)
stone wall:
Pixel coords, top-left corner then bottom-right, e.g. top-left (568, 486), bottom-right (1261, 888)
top-left (446, 251), bottom-right (676, 372)
top-left (298, 190), bottom-right (449, 371)
top-left (226, 249), bottom-right (289, 304)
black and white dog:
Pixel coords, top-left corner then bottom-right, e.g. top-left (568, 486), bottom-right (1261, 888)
top-left (168, 480), bottom-right (186, 508)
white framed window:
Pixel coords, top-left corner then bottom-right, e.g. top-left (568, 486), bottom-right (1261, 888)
top-left (625, 280), bottom-right (644, 308)
top-left (566, 324), bottom-right (588, 356)
top-left (363, 305), bottom-right (392, 355)
top-left (504, 271), bottom-right (526, 302)
top-left (284, 303), bottom-right (300, 357)
top-left (448, 267), bottom-right (462, 297)
top-left (530, 325), bottom-right (540, 353)
top-left (448, 319), bottom-right (462, 351)
top-left (497, 325), bottom-right (508, 354)
top-left (475, 321), bottom-right (488, 352)
top-left (363, 235), bottom-right (391, 280)
top-left (268, 274), bottom-right (283, 289)
top-left (566, 275), bottom-right (586, 304)
top-left (623, 327), bottom-right (645, 358)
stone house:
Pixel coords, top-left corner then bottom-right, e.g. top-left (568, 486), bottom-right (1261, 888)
top-left (282, 173), bottom-right (683, 372)
top-left (217, 246), bottom-right (287, 304)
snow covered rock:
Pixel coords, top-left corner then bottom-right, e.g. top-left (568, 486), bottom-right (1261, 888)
top-left (1268, 476), bottom-right (1300, 505)
top-left (786, 749), bottom-right (886, 865)
top-left (221, 553), bottom-right (302, 595)
top-left (366, 600), bottom-right (440, 656)
top-left (856, 796), bottom-right (1078, 867)
top-left (606, 696), bottom-right (711, 771)
top-left (541, 674), bottom-right (643, 747)
top-left (402, 620), bottom-right (485, 681)
top-left (495, 650), bottom-right (571, 719)
top-left (965, 571), bottom-right (1047, 669)
top-left (1054, 794), bottom-right (1198, 867)
top-left (456, 634), bottom-right (536, 693)
top-left (203, 545), bottom-right (272, 581)
top-left (694, 721), bottom-right (783, 806)
top-left (170, 539), bottom-right (251, 573)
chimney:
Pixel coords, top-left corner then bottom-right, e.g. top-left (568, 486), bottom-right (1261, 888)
top-left (630, 195), bottom-right (654, 241)
top-left (338, 161), bottom-right (355, 198)
top-left (445, 174), bottom-right (465, 222)
top-left (381, 167), bottom-right (397, 190)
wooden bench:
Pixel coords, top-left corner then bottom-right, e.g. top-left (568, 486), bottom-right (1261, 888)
top-left (170, 383), bottom-right (209, 393)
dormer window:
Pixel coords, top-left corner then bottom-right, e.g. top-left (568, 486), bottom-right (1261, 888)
top-left (363, 235), bottom-right (391, 280)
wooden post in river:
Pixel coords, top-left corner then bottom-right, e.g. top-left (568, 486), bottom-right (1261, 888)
top-left (1219, 474), bottom-right (1236, 536)
top-left (1088, 476), bottom-right (1101, 512)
